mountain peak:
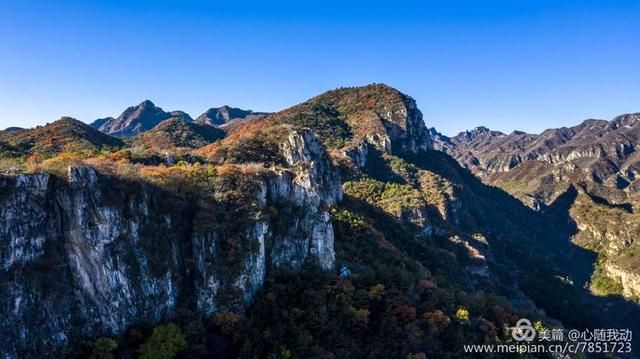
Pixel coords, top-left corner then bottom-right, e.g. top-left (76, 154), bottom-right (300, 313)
top-left (194, 106), bottom-right (266, 127)
top-left (93, 100), bottom-right (172, 137)
top-left (3, 126), bottom-right (25, 132)
top-left (610, 113), bottom-right (640, 129)
top-left (472, 126), bottom-right (491, 133)
top-left (452, 126), bottom-right (503, 143)
top-left (266, 83), bottom-right (432, 155)
top-left (168, 110), bottom-right (193, 122)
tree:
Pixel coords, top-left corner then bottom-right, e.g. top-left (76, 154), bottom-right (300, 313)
top-left (91, 337), bottom-right (118, 359)
top-left (368, 284), bottom-right (386, 300)
top-left (138, 323), bottom-right (187, 359)
top-left (454, 308), bottom-right (470, 323)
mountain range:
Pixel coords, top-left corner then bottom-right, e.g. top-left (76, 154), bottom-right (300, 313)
top-left (430, 113), bottom-right (640, 305)
top-left (89, 100), bottom-right (267, 137)
top-left (431, 113), bottom-right (640, 203)
top-left (0, 84), bottom-right (638, 358)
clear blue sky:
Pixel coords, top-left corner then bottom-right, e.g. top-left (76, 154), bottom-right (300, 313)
top-left (1, 0), bottom-right (638, 135)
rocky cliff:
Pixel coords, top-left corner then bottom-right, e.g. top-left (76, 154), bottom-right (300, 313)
top-left (0, 127), bottom-right (341, 356)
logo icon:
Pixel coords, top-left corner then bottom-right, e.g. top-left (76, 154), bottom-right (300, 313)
top-left (512, 318), bottom-right (536, 342)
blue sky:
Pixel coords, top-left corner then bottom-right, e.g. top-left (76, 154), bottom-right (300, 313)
top-left (0, 1), bottom-right (638, 135)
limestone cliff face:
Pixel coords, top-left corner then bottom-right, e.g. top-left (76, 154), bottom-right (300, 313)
top-left (193, 129), bottom-right (340, 316)
top-left (573, 219), bottom-right (640, 301)
top-left (0, 169), bottom-right (189, 357)
top-left (0, 130), bottom-right (341, 357)
top-left (568, 188), bottom-right (640, 301)
top-left (384, 93), bottom-right (432, 154)
top-left (604, 263), bottom-right (640, 300)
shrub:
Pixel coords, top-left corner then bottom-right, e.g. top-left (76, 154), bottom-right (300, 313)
top-left (201, 130), bottom-right (286, 166)
top-left (212, 310), bottom-right (244, 336)
top-left (423, 310), bottom-right (451, 333)
top-left (288, 102), bottom-right (352, 149)
top-left (343, 178), bottom-right (427, 217)
top-left (591, 274), bottom-right (624, 296)
top-left (353, 308), bottom-right (370, 325)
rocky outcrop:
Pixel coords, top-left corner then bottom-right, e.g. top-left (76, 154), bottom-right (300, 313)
top-left (339, 100), bottom-right (431, 168)
top-left (376, 93), bottom-right (432, 154)
top-left (0, 173), bottom-right (52, 272)
top-left (279, 129), bottom-right (343, 204)
top-left (88, 117), bottom-right (114, 130)
top-left (341, 140), bottom-right (370, 168)
top-left (0, 129), bottom-right (341, 357)
top-left (603, 263), bottom-right (640, 300)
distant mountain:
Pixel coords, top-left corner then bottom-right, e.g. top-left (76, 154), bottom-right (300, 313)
top-left (0, 117), bottom-right (123, 157)
top-left (431, 113), bottom-right (640, 200)
top-left (3, 127), bottom-right (24, 132)
top-left (132, 118), bottom-right (224, 150)
top-left (194, 105), bottom-right (268, 126)
top-left (168, 111), bottom-right (193, 122)
top-left (88, 117), bottom-right (114, 130)
top-left (91, 100), bottom-right (174, 137)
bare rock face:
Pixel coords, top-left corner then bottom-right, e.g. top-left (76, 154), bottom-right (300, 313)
top-left (279, 129), bottom-right (343, 204)
top-left (0, 167), bottom-right (190, 357)
top-left (0, 129), bottom-right (341, 357)
top-left (0, 174), bottom-right (52, 271)
top-left (193, 129), bottom-right (341, 316)
top-left (385, 93), bottom-right (432, 154)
